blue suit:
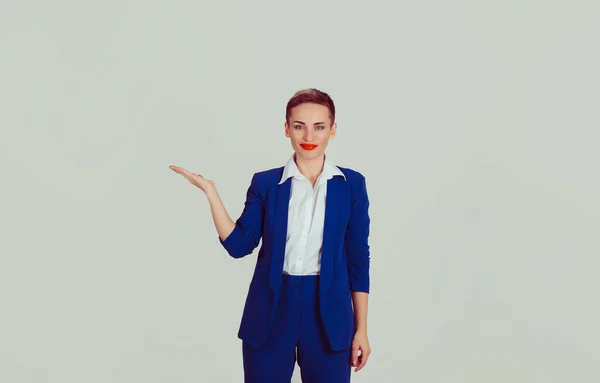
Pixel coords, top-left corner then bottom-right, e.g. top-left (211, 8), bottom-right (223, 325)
top-left (219, 165), bottom-right (370, 353)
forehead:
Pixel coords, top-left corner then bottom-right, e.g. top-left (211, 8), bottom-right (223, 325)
top-left (289, 102), bottom-right (330, 122)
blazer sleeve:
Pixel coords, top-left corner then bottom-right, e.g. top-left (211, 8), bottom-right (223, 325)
top-left (218, 172), bottom-right (264, 259)
top-left (344, 175), bottom-right (371, 293)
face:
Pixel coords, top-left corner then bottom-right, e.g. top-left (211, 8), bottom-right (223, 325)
top-left (285, 102), bottom-right (337, 161)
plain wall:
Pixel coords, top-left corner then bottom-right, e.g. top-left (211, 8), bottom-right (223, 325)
top-left (1, 1), bottom-right (599, 381)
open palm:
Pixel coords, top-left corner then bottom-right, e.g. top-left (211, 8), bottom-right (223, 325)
top-left (169, 165), bottom-right (214, 193)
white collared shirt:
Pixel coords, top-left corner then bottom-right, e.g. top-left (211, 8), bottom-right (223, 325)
top-left (278, 153), bottom-right (346, 275)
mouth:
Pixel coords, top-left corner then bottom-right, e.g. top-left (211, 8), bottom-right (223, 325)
top-left (300, 143), bottom-right (318, 150)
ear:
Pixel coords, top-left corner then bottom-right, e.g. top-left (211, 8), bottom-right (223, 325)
top-left (330, 122), bottom-right (337, 139)
top-left (284, 121), bottom-right (290, 137)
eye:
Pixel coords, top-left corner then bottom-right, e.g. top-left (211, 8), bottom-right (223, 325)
top-left (315, 125), bottom-right (325, 130)
top-left (294, 125), bottom-right (304, 129)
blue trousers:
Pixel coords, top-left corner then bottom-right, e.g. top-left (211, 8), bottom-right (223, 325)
top-left (242, 274), bottom-right (352, 382)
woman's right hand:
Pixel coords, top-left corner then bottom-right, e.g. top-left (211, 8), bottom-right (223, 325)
top-left (169, 165), bottom-right (215, 194)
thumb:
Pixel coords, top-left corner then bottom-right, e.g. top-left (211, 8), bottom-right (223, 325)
top-left (351, 345), bottom-right (359, 365)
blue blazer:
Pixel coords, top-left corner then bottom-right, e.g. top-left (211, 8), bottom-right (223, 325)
top-left (219, 165), bottom-right (370, 351)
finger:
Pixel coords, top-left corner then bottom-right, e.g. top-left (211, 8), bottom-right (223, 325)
top-left (354, 354), bottom-right (362, 372)
top-left (357, 349), bottom-right (371, 371)
top-left (170, 165), bottom-right (189, 173)
top-left (356, 352), bottom-right (369, 372)
top-left (351, 345), bottom-right (359, 366)
top-left (171, 166), bottom-right (194, 179)
top-left (169, 165), bottom-right (185, 175)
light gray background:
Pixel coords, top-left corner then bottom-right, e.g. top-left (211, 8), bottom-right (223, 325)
top-left (1, 1), bottom-right (599, 382)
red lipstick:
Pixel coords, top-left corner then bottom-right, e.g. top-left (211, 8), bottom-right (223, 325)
top-left (300, 143), bottom-right (318, 150)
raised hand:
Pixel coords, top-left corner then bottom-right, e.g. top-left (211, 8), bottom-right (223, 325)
top-left (169, 165), bottom-right (215, 194)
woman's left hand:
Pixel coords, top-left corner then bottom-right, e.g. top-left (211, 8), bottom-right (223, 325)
top-left (350, 330), bottom-right (371, 372)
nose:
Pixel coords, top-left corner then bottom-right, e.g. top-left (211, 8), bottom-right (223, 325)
top-left (304, 129), bottom-right (314, 142)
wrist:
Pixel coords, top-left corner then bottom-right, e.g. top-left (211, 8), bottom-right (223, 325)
top-left (205, 185), bottom-right (218, 198)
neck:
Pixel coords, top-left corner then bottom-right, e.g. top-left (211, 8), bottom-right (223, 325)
top-left (294, 152), bottom-right (325, 181)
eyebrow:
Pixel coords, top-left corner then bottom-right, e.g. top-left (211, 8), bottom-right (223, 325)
top-left (293, 120), bottom-right (326, 125)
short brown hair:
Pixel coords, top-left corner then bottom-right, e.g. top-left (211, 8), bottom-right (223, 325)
top-left (285, 88), bottom-right (336, 126)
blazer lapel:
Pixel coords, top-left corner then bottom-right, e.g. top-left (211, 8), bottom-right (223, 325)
top-left (320, 175), bottom-right (342, 295)
top-left (269, 177), bottom-right (291, 294)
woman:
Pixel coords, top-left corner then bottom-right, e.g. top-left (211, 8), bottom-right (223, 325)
top-left (170, 88), bottom-right (371, 382)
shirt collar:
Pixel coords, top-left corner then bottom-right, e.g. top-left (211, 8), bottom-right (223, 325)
top-left (278, 153), bottom-right (346, 185)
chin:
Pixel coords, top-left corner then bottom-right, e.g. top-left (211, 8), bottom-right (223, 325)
top-left (296, 148), bottom-right (323, 158)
